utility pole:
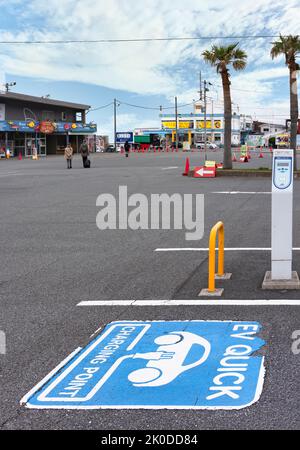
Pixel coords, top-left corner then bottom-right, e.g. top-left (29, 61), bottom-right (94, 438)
top-left (114, 98), bottom-right (117, 150)
top-left (211, 99), bottom-right (214, 143)
top-left (175, 96), bottom-right (178, 151)
top-left (199, 72), bottom-right (203, 101)
top-left (203, 81), bottom-right (212, 161)
top-left (204, 81), bottom-right (207, 161)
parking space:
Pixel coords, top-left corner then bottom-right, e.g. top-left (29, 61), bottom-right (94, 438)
top-left (1, 153), bottom-right (300, 430)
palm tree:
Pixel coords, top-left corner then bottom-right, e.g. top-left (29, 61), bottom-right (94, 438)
top-left (271, 34), bottom-right (300, 171)
top-left (202, 43), bottom-right (247, 169)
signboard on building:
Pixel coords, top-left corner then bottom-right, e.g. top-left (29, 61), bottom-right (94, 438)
top-left (0, 120), bottom-right (97, 134)
top-left (162, 121), bottom-right (194, 130)
top-left (162, 121), bottom-right (176, 129)
top-left (179, 120), bottom-right (194, 129)
top-left (196, 120), bottom-right (221, 129)
top-left (276, 133), bottom-right (290, 147)
top-left (116, 132), bottom-right (133, 144)
top-left (40, 121), bottom-right (56, 134)
top-left (0, 104), bottom-right (5, 121)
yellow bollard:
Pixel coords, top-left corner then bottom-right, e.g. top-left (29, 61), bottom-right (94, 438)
top-left (199, 221), bottom-right (232, 297)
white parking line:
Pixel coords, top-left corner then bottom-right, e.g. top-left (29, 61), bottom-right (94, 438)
top-left (155, 247), bottom-right (300, 252)
top-left (0, 171), bottom-right (19, 177)
top-left (77, 299), bottom-right (300, 306)
top-left (161, 166), bottom-right (179, 170)
top-left (212, 191), bottom-right (271, 194)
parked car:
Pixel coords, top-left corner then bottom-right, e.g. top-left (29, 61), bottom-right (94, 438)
top-left (195, 142), bottom-right (218, 149)
top-left (106, 145), bottom-right (116, 152)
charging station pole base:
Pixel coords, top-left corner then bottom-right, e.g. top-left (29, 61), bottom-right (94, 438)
top-left (262, 271), bottom-right (300, 290)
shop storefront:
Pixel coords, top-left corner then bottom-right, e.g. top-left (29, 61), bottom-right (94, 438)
top-left (160, 113), bottom-right (241, 146)
top-left (0, 91), bottom-right (97, 157)
top-left (0, 120), bottom-right (97, 157)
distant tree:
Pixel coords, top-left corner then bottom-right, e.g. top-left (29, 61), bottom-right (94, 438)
top-left (271, 34), bottom-right (300, 170)
top-left (202, 43), bottom-right (247, 169)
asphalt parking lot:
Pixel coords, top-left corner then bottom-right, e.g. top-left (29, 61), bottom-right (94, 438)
top-left (0, 151), bottom-right (300, 430)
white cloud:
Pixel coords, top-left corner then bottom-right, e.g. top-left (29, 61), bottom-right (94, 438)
top-left (1, 0), bottom-right (298, 94)
top-left (0, 0), bottom-right (299, 126)
top-left (100, 112), bottom-right (160, 140)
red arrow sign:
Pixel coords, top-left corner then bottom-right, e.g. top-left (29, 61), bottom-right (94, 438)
top-left (194, 166), bottom-right (216, 178)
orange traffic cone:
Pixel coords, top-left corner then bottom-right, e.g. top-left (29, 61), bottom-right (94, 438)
top-left (259, 151), bottom-right (264, 158)
top-left (232, 153), bottom-right (237, 162)
top-left (182, 157), bottom-right (190, 176)
top-left (18, 151), bottom-right (22, 160)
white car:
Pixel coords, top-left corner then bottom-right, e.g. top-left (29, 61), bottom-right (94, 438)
top-left (195, 142), bottom-right (218, 149)
top-left (127, 331), bottom-right (211, 387)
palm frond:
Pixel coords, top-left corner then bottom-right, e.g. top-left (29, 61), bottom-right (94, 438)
top-left (271, 34), bottom-right (300, 62)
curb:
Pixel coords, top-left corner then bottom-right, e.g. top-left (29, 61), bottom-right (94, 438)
top-left (187, 170), bottom-right (300, 178)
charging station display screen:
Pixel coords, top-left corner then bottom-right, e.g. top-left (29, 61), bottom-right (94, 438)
top-left (273, 156), bottom-right (292, 189)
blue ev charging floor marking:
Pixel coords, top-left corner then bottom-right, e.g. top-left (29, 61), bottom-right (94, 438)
top-left (21, 321), bottom-right (265, 410)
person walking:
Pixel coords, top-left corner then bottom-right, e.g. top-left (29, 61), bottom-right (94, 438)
top-left (124, 140), bottom-right (130, 158)
top-left (80, 140), bottom-right (89, 167)
top-left (64, 143), bottom-right (73, 169)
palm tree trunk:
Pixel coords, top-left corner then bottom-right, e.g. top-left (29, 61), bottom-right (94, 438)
top-left (221, 69), bottom-right (232, 169)
top-left (290, 65), bottom-right (298, 171)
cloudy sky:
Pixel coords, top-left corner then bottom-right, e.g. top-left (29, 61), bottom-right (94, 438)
top-left (0, 0), bottom-right (299, 139)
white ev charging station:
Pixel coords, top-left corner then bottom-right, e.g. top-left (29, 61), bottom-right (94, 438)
top-left (262, 149), bottom-right (300, 289)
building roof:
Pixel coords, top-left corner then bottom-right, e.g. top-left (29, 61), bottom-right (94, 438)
top-left (253, 120), bottom-right (285, 128)
top-left (0, 91), bottom-right (90, 111)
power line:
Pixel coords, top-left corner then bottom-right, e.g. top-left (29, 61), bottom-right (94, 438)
top-left (86, 96), bottom-right (291, 118)
top-left (116, 100), bottom-right (160, 110)
top-left (214, 83), bottom-right (273, 94)
top-left (115, 98), bottom-right (200, 111)
top-left (0, 34), bottom-right (291, 45)
top-left (87, 98), bottom-right (200, 114)
top-left (87, 102), bottom-right (114, 112)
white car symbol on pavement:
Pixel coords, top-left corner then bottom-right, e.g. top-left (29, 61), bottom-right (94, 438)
top-left (128, 331), bottom-right (211, 387)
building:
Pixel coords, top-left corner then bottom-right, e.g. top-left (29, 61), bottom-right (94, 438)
top-left (240, 115), bottom-right (254, 145)
top-left (252, 121), bottom-right (286, 135)
top-left (158, 101), bottom-right (241, 146)
top-left (240, 114), bottom-right (253, 132)
top-left (132, 101), bottom-right (242, 148)
top-left (0, 91), bottom-right (97, 157)
top-left (133, 128), bottom-right (162, 148)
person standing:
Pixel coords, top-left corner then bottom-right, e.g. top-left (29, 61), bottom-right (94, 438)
top-left (124, 140), bottom-right (130, 158)
top-left (80, 140), bottom-right (89, 167)
top-left (64, 143), bottom-right (73, 169)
